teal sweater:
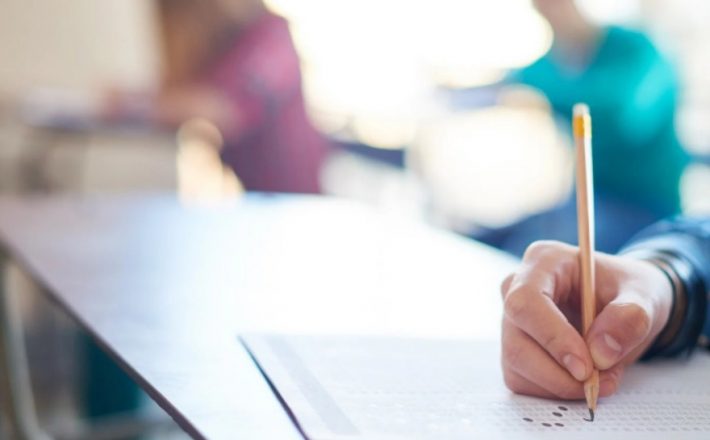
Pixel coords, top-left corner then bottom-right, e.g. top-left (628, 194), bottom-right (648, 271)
top-left (514, 26), bottom-right (688, 215)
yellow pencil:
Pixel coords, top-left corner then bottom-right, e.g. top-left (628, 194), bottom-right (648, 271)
top-left (573, 103), bottom-right (599, 421)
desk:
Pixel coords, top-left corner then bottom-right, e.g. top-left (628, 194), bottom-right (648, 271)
top-left (0, 194), bottom-right (517, 439)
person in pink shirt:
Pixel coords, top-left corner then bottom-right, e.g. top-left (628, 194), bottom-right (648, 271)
top-left (106, 0), bottom-right (330, 193)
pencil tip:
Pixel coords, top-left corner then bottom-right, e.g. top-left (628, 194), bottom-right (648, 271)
top-left (583, 408), bottom-right (595, 422)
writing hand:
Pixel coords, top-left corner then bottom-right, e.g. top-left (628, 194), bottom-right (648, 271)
top-left (500, 241), bottom-right (673, 399)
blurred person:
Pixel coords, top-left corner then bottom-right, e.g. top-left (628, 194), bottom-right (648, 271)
top-left (87, 0), bottom-right (331, 424)
top-left (104, 0), bottom-right (330, 193)
top-left (500, 216), bottom-right (709, 399)
top-left (483, 0), bottom-right (688, 255)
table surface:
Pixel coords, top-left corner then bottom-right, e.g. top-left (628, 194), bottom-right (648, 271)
top-left (0, 194), bottom-right (518, 439)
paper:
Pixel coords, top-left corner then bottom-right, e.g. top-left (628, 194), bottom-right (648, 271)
top-left (241, 335), bottom-right (710, 439)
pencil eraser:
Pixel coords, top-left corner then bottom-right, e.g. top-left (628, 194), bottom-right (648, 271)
top-left (573, 103), bottom-right (590, 117)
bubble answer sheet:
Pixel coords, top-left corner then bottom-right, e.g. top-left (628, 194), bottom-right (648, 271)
top-left (241, 334), bottom-right (710, 440)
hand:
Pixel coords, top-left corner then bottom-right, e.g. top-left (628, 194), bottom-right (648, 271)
top-left (500, 241), bottom-right (673, 399)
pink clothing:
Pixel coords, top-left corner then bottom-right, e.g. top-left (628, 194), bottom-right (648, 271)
top-left (206, 11), bottom-right (329, 193)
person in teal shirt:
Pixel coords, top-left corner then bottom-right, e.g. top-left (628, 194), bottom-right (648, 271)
top-left (494, 0), bottom-right (689, 254)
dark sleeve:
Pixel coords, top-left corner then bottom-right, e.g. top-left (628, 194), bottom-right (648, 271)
top-left (620, 217), bottom-right (710, 356)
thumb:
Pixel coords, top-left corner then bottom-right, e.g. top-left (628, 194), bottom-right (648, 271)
top-left (586, 291), bottom-right (653, 370)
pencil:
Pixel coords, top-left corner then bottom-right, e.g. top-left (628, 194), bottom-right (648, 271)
top-left (573, 103), bottom-right (599, 421)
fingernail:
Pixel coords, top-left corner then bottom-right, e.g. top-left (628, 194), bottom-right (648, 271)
top-left (562, 354), bottom-right (587, 381)
top-left (591, 333), bottom-right (622, 369)
top-left (604, 333), bottom-right (623, 352)
top-left (599, 379), bottom-right (618, 397)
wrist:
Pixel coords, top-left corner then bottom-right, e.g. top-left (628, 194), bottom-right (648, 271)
top-left (621, 248), bottom-right (705, 359)
top-left (636, 258), bottom-right (686, 354)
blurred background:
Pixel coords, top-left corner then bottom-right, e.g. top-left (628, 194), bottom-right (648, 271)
top-left (1, 0), bottom-right (709, 438)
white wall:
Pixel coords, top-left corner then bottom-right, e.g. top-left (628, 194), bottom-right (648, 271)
top-left (0, 0), bottom-right (159, 96)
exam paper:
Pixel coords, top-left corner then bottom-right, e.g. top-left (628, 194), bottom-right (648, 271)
top-left (241, 335), bottom-right (710, 439)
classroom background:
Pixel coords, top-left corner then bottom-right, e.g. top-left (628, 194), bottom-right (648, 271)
top-left (1, 0), bottom-right (709, 438)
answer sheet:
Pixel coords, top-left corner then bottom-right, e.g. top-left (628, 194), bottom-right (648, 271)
top-left (242, 335), bottom-right (710, 439)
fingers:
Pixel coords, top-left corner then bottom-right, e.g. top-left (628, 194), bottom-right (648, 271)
top-left (599, 365), bottom-right (624, 397)
top-left (504, 367), bottom-right (622, 400)
top-left (502, 322), bottom-right (624, 399)
top-left (503, 322), bottom-right (585, 398)
top-left (500, 274), bottom-right (514, 299)
top-left (504, 275), bottom-right (592, 381)
top-left (502, 369), bottom-right (559, 400)
top-left (587, 290), bottom-right (653, 370)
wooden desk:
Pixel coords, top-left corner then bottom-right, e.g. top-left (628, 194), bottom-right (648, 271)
top-left (0, 194), bottom-right (517, 439)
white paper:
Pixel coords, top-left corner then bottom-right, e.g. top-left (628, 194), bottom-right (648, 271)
top-left (241, 335), bottom-right (710, 439)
